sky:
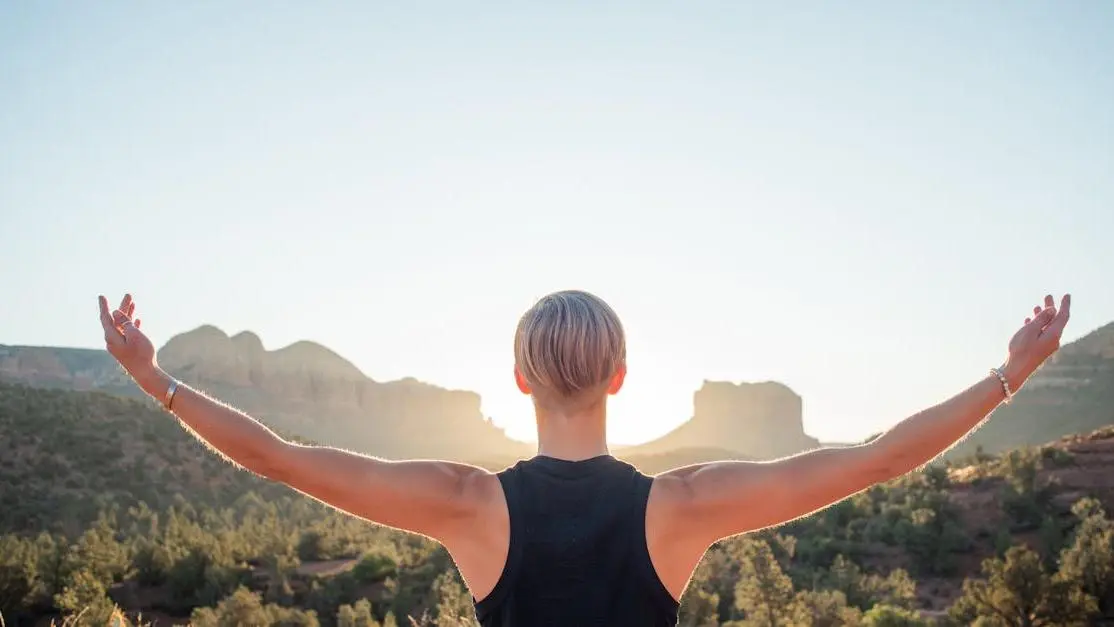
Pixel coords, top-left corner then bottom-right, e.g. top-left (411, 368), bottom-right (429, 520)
top-left (1, 2), bottom-right (1111, 446)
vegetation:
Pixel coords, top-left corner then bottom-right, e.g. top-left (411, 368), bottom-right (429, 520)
top-left (2, 381), bottom-right (1114, 625)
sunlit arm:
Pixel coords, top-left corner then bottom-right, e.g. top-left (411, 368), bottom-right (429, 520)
top-left (657, 361), bottom-right (1031, 547)
top-left (131, 366), bottom-right (490, 540)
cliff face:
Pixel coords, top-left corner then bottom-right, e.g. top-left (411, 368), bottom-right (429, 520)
top-left (623, 380), bottom-right (821, 461)
top-left (156, 326), bottom-right (532, 461)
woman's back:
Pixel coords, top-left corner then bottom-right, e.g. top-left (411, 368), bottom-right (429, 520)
top-left (474, 454), bottom-right (679, 627)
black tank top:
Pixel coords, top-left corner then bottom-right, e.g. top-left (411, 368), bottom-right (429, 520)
top-left (473, 454), bottom-right (680, 627)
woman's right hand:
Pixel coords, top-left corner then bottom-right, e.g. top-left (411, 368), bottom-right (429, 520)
top-left (98, 293), bottom-right (160, 384)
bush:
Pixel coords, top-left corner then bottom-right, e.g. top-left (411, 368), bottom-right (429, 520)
top-left (352, 552), bottom-right (397, 585)
top-left (862, 604), bottom-right (932, 626)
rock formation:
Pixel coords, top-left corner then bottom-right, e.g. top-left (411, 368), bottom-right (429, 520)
top-left (152, 326), bottom-right (531, 461)
top-left (622, 380), bottom-right (821, 460)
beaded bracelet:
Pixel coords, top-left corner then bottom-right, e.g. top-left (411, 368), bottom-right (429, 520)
top-left (989, 367), bottom-right (1012, 404)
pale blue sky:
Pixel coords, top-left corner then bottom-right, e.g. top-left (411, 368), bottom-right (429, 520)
top-left (1, 2), bottom-right (1111, 445)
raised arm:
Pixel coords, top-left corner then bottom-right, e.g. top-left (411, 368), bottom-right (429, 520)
top-left (647, 294), bottom-right (1071, 597)
top-left (97, 294), bottom-right (499, 543)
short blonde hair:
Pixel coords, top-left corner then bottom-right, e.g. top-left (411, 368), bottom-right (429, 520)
top-left (514, 290), bottom-right (626, 404)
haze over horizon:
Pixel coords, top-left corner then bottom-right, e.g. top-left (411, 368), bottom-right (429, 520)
top-left (2, 2), bottom-right (1112, 445)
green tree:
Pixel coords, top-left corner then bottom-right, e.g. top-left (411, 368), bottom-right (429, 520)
top-left (33, 532), bottom-right (67, 604)
top-left (823, 555), bottom-right (916, 611)
top-left (999, 449), bottom-right (1055, 532)
top-left (53, 569), bottom-right (118, 627)
top-left (1057, 497), bottom-right (1114, 619)
top-left (793, 588), bottom-right (862, 626)
top-left (690, 546), bottom-right (742, 619)
top-left (861, 604), bottom-right (932, 627)
top-left (733, 539), bottom-right (798, 627)
top-left (190, 585), bottom-right (319, 626)
top-left (892, 504), bottom-right (967, 576)
top-left (353, 551), bottom-right (398, 584)
top-left (0, 535), bottom-right (35, 612)
top-left (432, 570), bottom-right (480, 627)
top-left (298, 530), bottom-right (329, 561)
top-left (949, 545), bottom-right (1095, 626)
top-left (190, 586), bottom-right (271, 627)
top-left (679, 587), bottom-right (722, 627)
top-left (62, 517), bottom-right (129, 586)
top-left (337, 599), bottom-right (381, 627)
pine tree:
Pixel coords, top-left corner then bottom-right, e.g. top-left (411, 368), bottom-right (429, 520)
top-left (949, 545), bottom-right (1095, 626)
top-left (733, 539), bottom-right (799, 627)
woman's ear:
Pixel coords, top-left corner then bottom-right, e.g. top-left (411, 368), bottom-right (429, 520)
top-left (514, 365), bottom-right (532, 395)
top-left (607, 363), bottom-right (627, 395)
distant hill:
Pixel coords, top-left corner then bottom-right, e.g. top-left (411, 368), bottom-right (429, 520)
top-left (0, 343), bottom-right (132, 394)
top-left (0, 380), bottom-right (291, 533)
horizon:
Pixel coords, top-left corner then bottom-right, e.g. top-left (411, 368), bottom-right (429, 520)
top-left (3, 2), bottom-right (1112, 445)
top-left (3, 312), bottom-right (1110, 448)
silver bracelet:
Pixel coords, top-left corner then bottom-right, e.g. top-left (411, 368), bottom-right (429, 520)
top-left (164, 379), bottom-right (180, 411)
top-left (989, 367), bottom-right (1012, 404)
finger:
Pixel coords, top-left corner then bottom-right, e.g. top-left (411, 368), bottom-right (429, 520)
top-left (120, 317), bottom-right (145, 346)
top-left (135, 318), bottom-right (142, 329)
top-left (112, 310), bottom-right (131, 333)
top-left (119, 296), bottom-right (132, 323)
top-left (98, 295), bottom-right (113, 328)
top-left (1031, 306), bottom-right (1056, 330)
top-left (1044, 294), bottom-right (1054, 309)
top-left (126, 301), bottom-right (136, 318)
top-left (1025, 317), bottom-right (1032, 325)
top-left (1046, 294), bottom-right (1072, 334)
top-left (1033, 306), bottom-right (1042, 317)
top-left (99, 296), bottom-right (124, 344)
